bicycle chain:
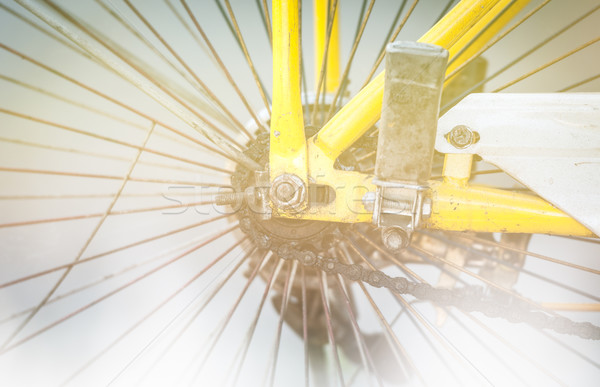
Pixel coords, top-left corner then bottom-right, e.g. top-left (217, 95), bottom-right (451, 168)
top-left (278, 244), bottom-right (600, 341)
top-left (235, 134), bottom-right (600, 340)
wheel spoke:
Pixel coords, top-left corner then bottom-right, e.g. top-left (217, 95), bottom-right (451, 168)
top-left (344, 238), bottom-right (488, 386)
top-left (334, 274), bottom-right (384, 387)
top-left (410, 244), bottom-right (567, 311)
top-left (0, 108), bottom-right (233, 174)
top-left (0, 43), bottom-right (235, 162)
top-left (223, 0), bottom-right (272, 115)
top-left (461, 311), bottom-right (568, 386)
top-left (345, 235), bottom-right (462, 382)
top-left (559, 73), bottom-right (600, 92)
top-left (0, 236), bottom-right (223, 326)
top-left (0, 225), bottom-right (237, 355)
top-left (418, 232), bottom-right (600, 302)
top-left (1, 1), bottom-right (599, 385)
top-left (0, 214), bottom-right (233, 290)
top-left (338, 246), bottom-right (423, 386)
top-left (0, 123), bottom-right (157, 350)
top-left (139, 246), bottom-right (258, 386)
top-left (317, 271), bottom-right (346, 387)
top-left (301, 265), bottom-right (310, 387)
top-left (16, 0), bottom-right (259, 170)
top-left (493, 36), bottom-right (600, 92)
top-left (264, 260), bottom-right (297, 387)
top-left (449, 310), bottom-right (533, 386)
top-left (48, 0), bottom-right (246, 151)
top-left (95, 0), bottom-right (238, 131)
top-left (64, 238), bottom-right (249, 386)
top-left (123, 0), bottom-right (254, 136)
top-left (325, 0), bottom-right (376, 121)
top-left (0, 2), bottom-right (89, 58)
top-left (189, 251), bottom-right (274, 382)
top-left (0, 199), bottom-right (221, 229)
top-left (540, 330), bottom-right (600, 369)
top-left (445, 0), bottom-right (552, 80)
top-left (456, 233), bottom-right (600, 276)
top-left (0, 135), bottom-right (215, 175)
top-left (345, 307), bottom-right (409, 386)
top-left (228, 258), bottom-right (285, 387)
top-left (442, 4), bottom-right (600, 111)
top-left (435, 0), bottom-right (458, 24)
top-left (0, 167), bottom-right (229, 190)
top-left (180, 0), bottom-right (266, 134)
top-left (256, 0), bottom-right (272, 46)
top-left (361, 0), bottom-right (420, 88)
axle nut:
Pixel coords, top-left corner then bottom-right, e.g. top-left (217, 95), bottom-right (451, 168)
top-left (275, 182), bottom-right (295, 202)
top-left (381, 227), bottom-right (410, 251)
top-left (270, 174), bottom-right (306, 211)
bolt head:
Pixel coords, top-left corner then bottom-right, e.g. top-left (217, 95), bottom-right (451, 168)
top-left (447, 125), bottom-right (478, 149)
top-left (269, 174), bottom-right (306, 211)
top-left (382, 227), bottom-right (410, 251)
top-left (275, 182), bottom-right (295, 202)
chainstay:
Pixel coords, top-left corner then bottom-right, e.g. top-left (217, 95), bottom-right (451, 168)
top-left (278, 246), bottom-right (600, 341)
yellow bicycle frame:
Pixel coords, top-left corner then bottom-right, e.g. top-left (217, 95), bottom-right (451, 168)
top-left (269, 0), bottom-right (595, 237)
top-left (314, 0), bottom-right (340, 93)
top-left (270, 0), bottom-right (307, 186)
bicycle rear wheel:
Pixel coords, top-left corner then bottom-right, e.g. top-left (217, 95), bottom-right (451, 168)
top-left (0, 1), bottom-right (599, 386)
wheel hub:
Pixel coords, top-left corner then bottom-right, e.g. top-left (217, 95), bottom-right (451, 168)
top-left (232, 132), bottom-right (339, 257)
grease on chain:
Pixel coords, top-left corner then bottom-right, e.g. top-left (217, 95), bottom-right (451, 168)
top-left (279, 245), bottom-right (600, 340)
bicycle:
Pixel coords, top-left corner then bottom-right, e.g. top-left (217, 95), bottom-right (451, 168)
top-left (0, 0), bottom-right (599, 386)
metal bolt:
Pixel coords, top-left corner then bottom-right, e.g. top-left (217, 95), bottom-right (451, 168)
top-left (381, 227), bottom-right (410, 251)
top-left (383, 199), bottom-right (411, 212)
top-left (215, 192), bottom-right (245, 206)
top-left (446, 125), bottom-right (479, 149)
top-left (362, 192), bottom-right (411, 213)
top-left (275, 181), bottom-right (295, 202)
top-left (270, 174), bottom-right (306, 211)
